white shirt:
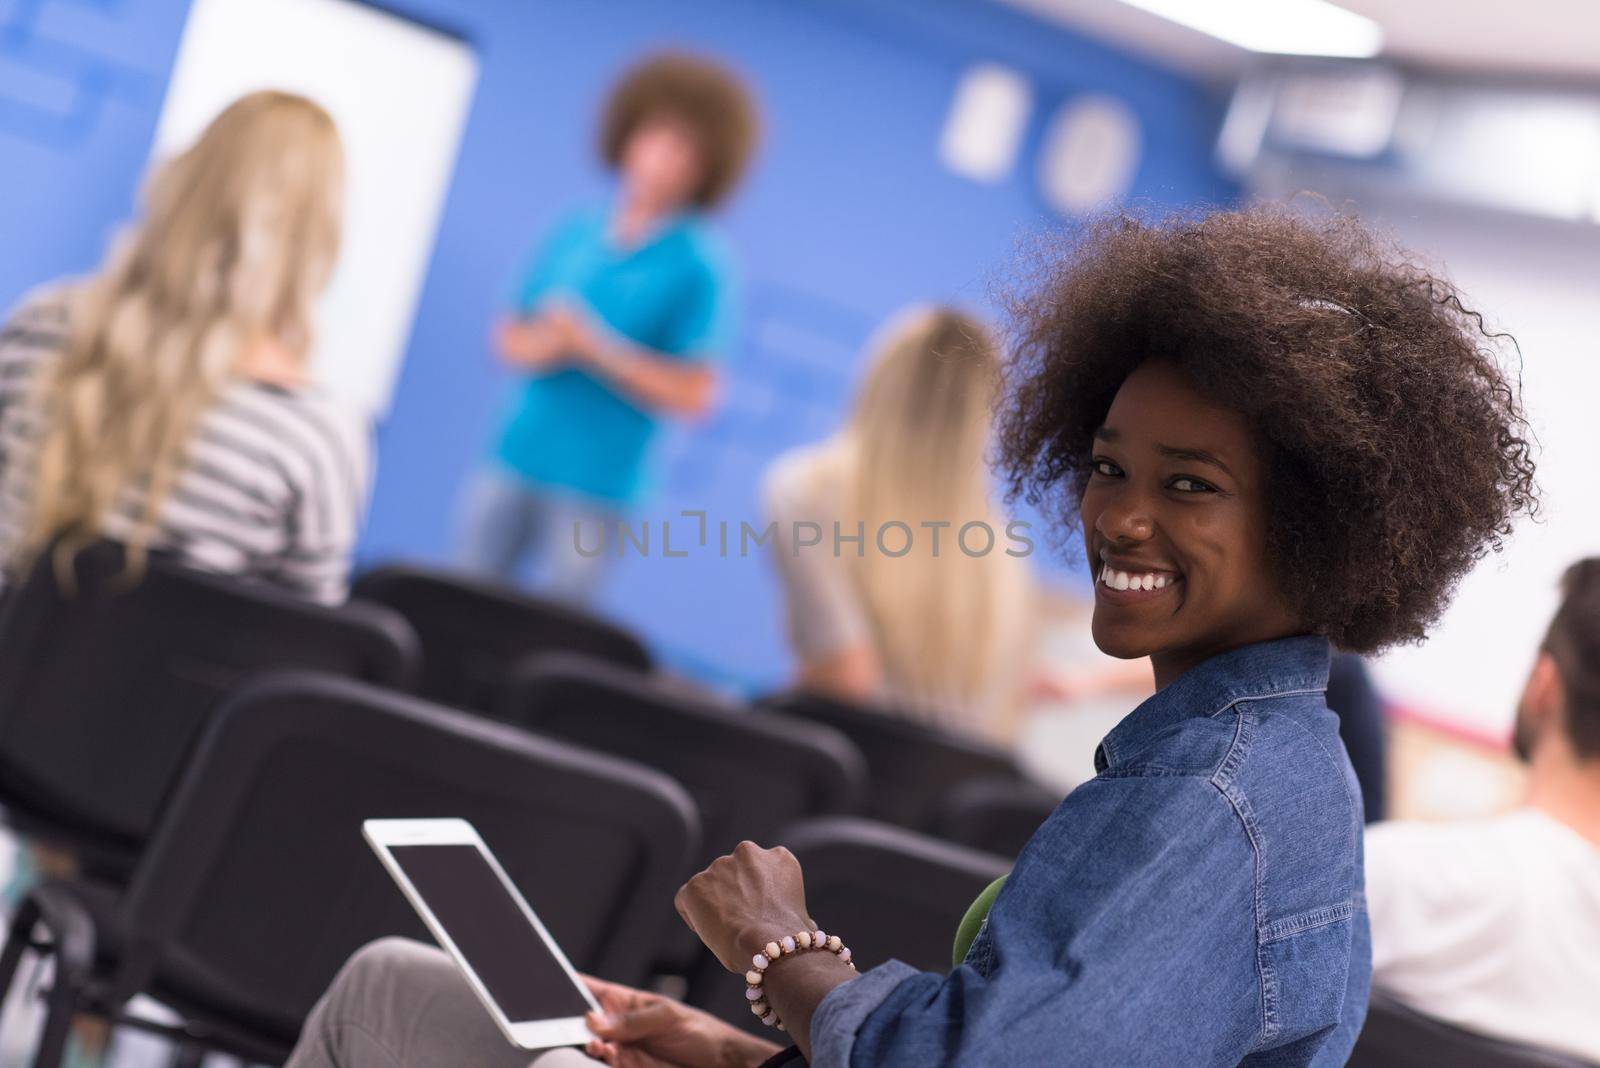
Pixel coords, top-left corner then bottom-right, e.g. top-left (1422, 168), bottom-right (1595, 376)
top-left (1365, 808), bottom-right (1600, 1062)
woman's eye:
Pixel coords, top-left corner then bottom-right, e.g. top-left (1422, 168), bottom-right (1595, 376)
top-left (1090, 458), bottom-right (1122, 477)
top-left (1171, 476), bottom-right (1216, 493)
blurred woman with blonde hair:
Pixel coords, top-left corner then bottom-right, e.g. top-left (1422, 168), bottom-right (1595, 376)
top-left (0, 90), bottom-right (368, 603)
top-left (762, 306), bottom-right (1034, 740)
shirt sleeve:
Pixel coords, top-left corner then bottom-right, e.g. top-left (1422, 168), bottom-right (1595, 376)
top-left (506, 211), bottom-right (587, 314)
top-left (810, 773), bottom-right (1262, 1066)
top-left (272, 401), bottom-right (373, 605)
top-left (761, 454), bottom-right (873, 660)
top-left (662, 247), bottom-right (736, 360)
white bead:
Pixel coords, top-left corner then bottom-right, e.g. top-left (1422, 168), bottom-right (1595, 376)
top-left (781, 935), bottom-right (796, 954)
top-left (752, 953), bottom-right (768, 970)
top-left (796, 931), bottom-right (812, 949)
top-left (813, 929), bottom-right (826, 946)
top-left (761, 1010), bottom-right (777, 1026)
top-left (827, 935), bottom-right (842, 952)
top-left (839, 947), bottom-right (852, 963)
top-left (745, 986), bottom-right (763, 1001)
top-left (745, 970), bottom-right (762, 985)
top-left (750, 1000), bottom-right (768, 1016)
top-left (765, 941), bottom-right (782, 960)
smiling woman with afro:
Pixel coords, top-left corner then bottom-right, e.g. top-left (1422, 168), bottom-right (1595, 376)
top-left (999, 206), bottom-right (1539, 654)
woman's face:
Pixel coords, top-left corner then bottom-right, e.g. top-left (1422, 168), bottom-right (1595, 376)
top-left (1079, 360), bottom-right (1300, 685)
top-left (621, 116), bottom-right (703, 212)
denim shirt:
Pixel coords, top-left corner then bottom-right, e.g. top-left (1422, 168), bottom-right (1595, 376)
top-left (811, 635), bottom-right (1370, 1067)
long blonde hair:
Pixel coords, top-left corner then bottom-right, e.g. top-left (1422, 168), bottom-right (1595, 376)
top-left (18, 90), bottom-right (344, 581)
top-left (831, 307), bottom-right (1031, 723)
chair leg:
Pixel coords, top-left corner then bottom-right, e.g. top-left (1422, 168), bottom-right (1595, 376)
top-left (4, 883), bottom-right (96, 1068)
top-left (0, 895), bottom-right (42, 1006)
top-left (30, 977), bottom-right (77, 1068)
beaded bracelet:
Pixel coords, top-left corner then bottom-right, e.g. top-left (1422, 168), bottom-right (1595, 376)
top-left (743, 927), bottom-right (856, 1030)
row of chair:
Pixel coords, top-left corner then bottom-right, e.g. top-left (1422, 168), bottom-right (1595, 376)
top-left (367, 564), bottom-right (1056, 843)
top-left (0, 672), bottom-right (1013, 1066)
top-left (0, 547), bottom-right (1041, 1064)
top-left (0, 548), bottom-right (1055, 880)
top-left (1, 549), bottom-right (1581, 1068)
top-left (3, 673), bottom-right (1573, 1068)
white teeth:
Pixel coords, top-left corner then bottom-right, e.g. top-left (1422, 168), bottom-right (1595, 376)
top-left (1099, 565), bottom-right (1175, 592)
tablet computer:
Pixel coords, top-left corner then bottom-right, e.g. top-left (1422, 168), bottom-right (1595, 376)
top-left (363, 818), bottom-right (599, 1050)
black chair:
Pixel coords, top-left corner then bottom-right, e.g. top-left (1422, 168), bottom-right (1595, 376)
top-left (1328, 652), bottom-right (1389, 822)
top-left (1349, 990), bottom-right (1600, 1068)
top-left (928, 776), bottom-right (1061, 859)
top-left (0, 542), bottom-right (419, 874)
top-left (499, 655), bottom-right (866, 861)
top-left (353, 563), bottom-right (652, 709)
top-left (0, 671), bottom-right (700, 1067)
top-left (688, 817), bottom-right (1010, 1034)
top-left (757, 691), bottom-right (1025, 830)
top-left (498, 653), bottom-right (867, 974)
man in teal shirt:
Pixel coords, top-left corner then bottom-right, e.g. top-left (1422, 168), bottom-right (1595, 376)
top-left (458, 53), bottom-right (758, 601)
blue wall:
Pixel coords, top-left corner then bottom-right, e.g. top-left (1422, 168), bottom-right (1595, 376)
top-left (0, 0), bottom-right (1237, 689)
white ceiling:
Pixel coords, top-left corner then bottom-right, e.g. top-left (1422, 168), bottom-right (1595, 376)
top-left (1000, 0), bottom-right (1600, 82)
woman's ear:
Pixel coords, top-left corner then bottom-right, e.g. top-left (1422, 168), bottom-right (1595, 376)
top-left (1513, 652), bottom-right (1564, 760)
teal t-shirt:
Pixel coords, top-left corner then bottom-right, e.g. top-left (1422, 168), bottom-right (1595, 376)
top-left (494, 204), bottom-right (735, 505)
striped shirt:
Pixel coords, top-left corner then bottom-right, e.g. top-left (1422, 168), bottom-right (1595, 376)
top-left (0, 284), bottom-right (372, 604)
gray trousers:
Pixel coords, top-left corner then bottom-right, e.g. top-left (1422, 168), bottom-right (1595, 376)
top-left (455, 468), bottom-right (621, 605)
top-left (286, 938), bottom-right (596, 1068)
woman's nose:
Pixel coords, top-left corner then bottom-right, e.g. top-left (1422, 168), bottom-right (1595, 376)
top-left (1094, 492), bottom-right (1155, 544)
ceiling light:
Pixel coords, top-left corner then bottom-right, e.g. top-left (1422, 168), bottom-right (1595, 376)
top-left (1118, 0), bottom-right (1383, 58)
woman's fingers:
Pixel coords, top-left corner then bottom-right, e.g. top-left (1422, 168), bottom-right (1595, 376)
top-left (587, 999), bottom-right (683, 1042)
top-left (582, 974), bottom-right (643, 1013)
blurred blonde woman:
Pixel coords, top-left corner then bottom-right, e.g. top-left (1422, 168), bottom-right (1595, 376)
top-left (762, 307), bottom-right (1034, 740)
top-left (0, 90), bottom-right (368, 604)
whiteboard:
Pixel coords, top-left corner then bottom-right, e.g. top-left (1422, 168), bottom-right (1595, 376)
top-left (151, 0), bottom-right (479, 416)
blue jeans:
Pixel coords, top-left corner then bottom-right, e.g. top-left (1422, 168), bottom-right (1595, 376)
top-left (455, 469), bottom-right (621, 605)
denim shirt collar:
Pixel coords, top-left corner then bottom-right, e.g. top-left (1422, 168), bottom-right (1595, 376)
top-left (1095, 634), bottom-right (1332, 773)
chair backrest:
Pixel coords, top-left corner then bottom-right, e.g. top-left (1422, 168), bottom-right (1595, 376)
top-left (927, 776), bottom-right (1061, 859)
top-left (758, 691), bottom-right (1024, 829)
top-left (497, 654), bottom-right (866, 861)
top-left (353, 564), bottom-right (652, 708)
top-left (111, 671), bottom-right (700, 1046)
top-left (687, 816), bottom-right (1009, 1030)
top-left (0, 543), bottom-right (419, 845)
top-left (1349, 991), bottom-right (1600, 1068)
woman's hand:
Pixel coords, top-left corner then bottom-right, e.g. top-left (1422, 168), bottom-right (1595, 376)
top-left (545, 302), bottom-right (604, 363)
top-left (581, 976), bottom-right (781, 1068)
top-left (493, 316), bottom-right (564, 369)
top-left (675, 841), bottom-right (814, 973)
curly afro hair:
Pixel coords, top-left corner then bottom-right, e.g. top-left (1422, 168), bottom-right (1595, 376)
top-left (997, 207), bottom-right (1538, 654)
top-left (600, 52), bottom-right (760, 210)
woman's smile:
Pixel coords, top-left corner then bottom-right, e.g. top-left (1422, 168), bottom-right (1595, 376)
top-left (1094, 557), bottom-right (1184, 606)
